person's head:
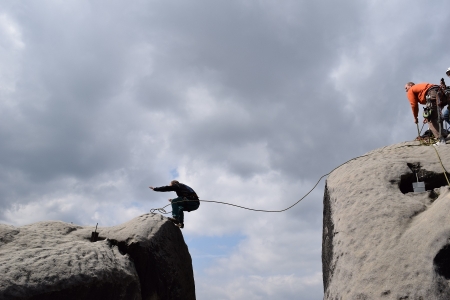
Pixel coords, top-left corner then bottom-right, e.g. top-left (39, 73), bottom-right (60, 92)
top-left (446, 67), bottom-right (450, 77)
top-left (405, 82), bottom-right (415, 92)
top-left (170, 180), bottom-right (179, 186)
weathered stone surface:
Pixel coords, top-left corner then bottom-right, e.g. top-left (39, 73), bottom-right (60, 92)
top-left (0, 213), bottom-right (195, 300)
top-left (323, 142), bottom-right (450, 300)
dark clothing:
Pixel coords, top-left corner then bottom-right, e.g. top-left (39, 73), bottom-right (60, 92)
top-left (153, 183), bottom-right (200, 224)
top-left (153, 183), bottom-right (199, 201)
top-left (171, 197), bottom-right (200, 224)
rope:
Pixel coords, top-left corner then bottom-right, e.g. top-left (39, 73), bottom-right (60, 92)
top-left (417, 122), bottom-right (450, 185)
top-left (150, 205), bottom-right (172, 214)
top-left (416, 123), bottom-right (423, 145)
top-left (431, 145), bottom-right (450, 186)
top-left (150, 153), bottom-right (371, 214)
top-left (149, 128), bottom-right (450, 215)
top-left (416, 123), bottom-right (437, 145)
top-left (150, 141), bottom-right (450, 214)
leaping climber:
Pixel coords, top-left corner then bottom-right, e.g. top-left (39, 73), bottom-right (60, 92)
top-left (149, 180), bottom-right (200, 228)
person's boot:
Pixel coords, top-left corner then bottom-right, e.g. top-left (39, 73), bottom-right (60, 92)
top-left (434, 138), bottom-right (447, 146)
top-left (168, 217), bottom-right (180, 224)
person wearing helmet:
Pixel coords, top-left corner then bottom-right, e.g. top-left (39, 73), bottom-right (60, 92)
top-left (405, 82), bottom-right (446, 143)
top-left (149, 180), bottom-right (200, 228)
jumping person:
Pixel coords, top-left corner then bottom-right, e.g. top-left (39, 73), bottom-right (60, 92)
top-left (405, 82), bottom-right (446, 145)
top-left (149, 180), bottom-right (200, 228)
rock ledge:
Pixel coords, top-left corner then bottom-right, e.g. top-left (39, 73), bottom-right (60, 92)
top-left (323, 142), bottom-right (450, 299)
top-left (0, 213), bottom-right (195, 300)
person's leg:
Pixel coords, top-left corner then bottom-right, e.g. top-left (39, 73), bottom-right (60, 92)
top-left (185, 200), bottom-right (200, 212)
top-left (171, 197), bottom-right (185, 223)
top-left (427, 89), bottom-right (445, 140)
top-left (443, 106), bottom-right (450, 128)
top-left (428, 109), bottom-right (443, 139)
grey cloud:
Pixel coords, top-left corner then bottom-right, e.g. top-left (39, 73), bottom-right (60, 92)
top-left (2, 0), bottom-right (450, 299)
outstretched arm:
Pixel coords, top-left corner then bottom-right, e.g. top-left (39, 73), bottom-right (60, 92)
top-left (149, 185), bottom-right (173, 202)
top-left (149, 185), bottom-right (177, 192)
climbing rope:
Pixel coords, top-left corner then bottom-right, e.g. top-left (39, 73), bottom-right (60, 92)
top-left (416, 121), bottom-right (450, 185)
top-left (416, 123), bottom-right (435, 145)
top-left (416, 123), bottom-right (423, 145)
top-left (431, 146), bottom-right (450, 186)
top-left (151, 173), bottom-right (327, 214)
top-left (150, 153), bottom-right (372, 214)
top-left (149, 139), bottom-right (450, 214)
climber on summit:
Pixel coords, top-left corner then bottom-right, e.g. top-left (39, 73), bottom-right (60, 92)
top-left (442, 68), bottom-right (450, 129)
top-left (405, 82), bottom-right (447, 145)
top-left (149, 180), bottom-right (200, 229)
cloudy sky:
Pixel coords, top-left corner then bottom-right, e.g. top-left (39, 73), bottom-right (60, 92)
top-left (1, 0), bottom-right (450, 299)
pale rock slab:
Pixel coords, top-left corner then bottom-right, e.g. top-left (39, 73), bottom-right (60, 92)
top-left (323, 142), bottom-right (450, 300)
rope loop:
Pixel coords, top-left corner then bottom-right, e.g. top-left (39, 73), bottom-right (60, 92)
top-left (150, 207), bottom-right (171, 214)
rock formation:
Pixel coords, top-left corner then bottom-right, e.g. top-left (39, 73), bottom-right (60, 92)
top-left (0, 213), bottom-right (195, 300)
top-left (323, 142), bottom-right (450, 300)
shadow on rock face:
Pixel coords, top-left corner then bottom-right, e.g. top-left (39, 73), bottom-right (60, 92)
top-left (398, 162), bottom-right (450, 194)
top-left (434, 245), bottom-right (450, 279)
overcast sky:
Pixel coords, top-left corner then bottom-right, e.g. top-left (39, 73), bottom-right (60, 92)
top-left (1, 0), bottom-right (450, 299)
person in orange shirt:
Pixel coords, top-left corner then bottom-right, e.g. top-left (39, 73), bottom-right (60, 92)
top-left (405, 82), bottom-right (445, 143)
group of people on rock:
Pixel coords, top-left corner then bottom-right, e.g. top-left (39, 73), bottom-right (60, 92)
top-left (405, 67), bottom-right (450, 146)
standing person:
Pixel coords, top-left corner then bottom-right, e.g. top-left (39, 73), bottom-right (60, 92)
top-left (442, 68), bottom-right (450, 129)
top-left (405, 82), bottom-right (446, 145)
top-left (149, 180), bottom-right (200, 228)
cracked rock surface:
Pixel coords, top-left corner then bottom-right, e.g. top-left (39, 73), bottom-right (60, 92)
top-left (0, 213), bottom-right (195, 300)
top-left (323, 141), bottom-right (450, 300)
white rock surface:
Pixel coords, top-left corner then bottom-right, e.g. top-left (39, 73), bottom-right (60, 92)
top-left (0, 213), bottom-right (195, 300)
top-left (323, 142), bottom-right (450, 300)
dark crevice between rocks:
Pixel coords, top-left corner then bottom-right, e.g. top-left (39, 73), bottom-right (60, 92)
top-left (106, 235), bottom-right (169, 300)
top-left (398, 162), bottom-right (449, 194)
top-left (85, 224), bottom-right (194, 300)
top-left (107, 239), bottom-right (129, 255)
top-left (434, 245), bottom-right (450, 279)
top-left (322, 183), bottom-right (334, 293)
